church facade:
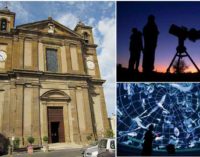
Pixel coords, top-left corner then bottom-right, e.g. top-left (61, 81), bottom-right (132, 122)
top-left (0, 8), bottom-right (110, 146)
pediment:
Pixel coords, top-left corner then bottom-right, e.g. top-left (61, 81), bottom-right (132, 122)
top-left (40, 89), bottom-right (71, 101)
top-left (16, 19), bottom-right (81, 38)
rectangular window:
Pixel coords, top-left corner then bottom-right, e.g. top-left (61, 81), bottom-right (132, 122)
top-left (99, 139), bottom-right (107, 149)
top-left (46, 48), bottom-right (58, 72)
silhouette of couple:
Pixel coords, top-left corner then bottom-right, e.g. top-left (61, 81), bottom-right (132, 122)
top-left (129, 15), bottom-right (159, 73)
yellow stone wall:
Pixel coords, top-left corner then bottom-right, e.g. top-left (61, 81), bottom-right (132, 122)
top-left (0, 15), bottom-right (110, 146)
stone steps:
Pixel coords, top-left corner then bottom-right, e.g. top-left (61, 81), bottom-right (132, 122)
top-left (47, 143), bottom-right (83, 151)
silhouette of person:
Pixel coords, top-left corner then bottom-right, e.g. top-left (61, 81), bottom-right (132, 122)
top-left (143, 15), bottom-right (159, 73)
top-left (141, 124), bottom-right (155, 156)
top-left (128, 28), bottom-right (143, 72)
top-left (166, 144), bottom-right (176, 155)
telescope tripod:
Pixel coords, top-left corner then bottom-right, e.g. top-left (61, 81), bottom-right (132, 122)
top-left (166, 45), bottom-right (200, 73)
top-left (167, 46), bottom-right (200, 73)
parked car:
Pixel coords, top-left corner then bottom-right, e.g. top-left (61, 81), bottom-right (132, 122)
top-left (83, 138), bottom-right (115, 157)
top-left (83, 143), bottom-right (98, 157)
top-left (97, 151), bottom-right (115, 157)
top-left (97, 138), bottom-right (115, 157)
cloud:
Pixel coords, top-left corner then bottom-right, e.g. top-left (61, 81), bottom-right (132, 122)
top-left (92, 27), bottom-right (101, 47)
top-left (56, 13), bottom-right (79, 29)
top-left (66, 1), bottom-right (76, 5)
top-left (0, 2), bottom-right (30, 24)
top-left (108, 2), bottom-right (114, 8)
top-left (107, 2), bottom-right (115, 8)
top-left (88, 17), bottom-right (96, 26)
top-left (97, 17), bottom-right (116, 116)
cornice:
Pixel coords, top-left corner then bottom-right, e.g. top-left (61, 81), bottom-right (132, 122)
top-left (0, 70), bottom-right (106, 84)
top-left (90, 78), bottom-right (106, 85)
top-left (16, 28), bottom-right (82, 41)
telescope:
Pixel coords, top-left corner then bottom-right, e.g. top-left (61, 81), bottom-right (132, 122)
top-left (188, 28), bottom-right (200, 42)
top-left (166, 24), bottom-right (200, 73)
top-left (169, 24), bottom-right (200, 42)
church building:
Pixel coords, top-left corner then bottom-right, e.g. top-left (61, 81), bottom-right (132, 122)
top-left (0, 8), bottom-right (110, 146)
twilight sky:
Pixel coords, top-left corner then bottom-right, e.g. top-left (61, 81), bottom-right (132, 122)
top-left (117, 2), bottom-right (200, 73)
top-left (0, 1), bottom-right (115, 116)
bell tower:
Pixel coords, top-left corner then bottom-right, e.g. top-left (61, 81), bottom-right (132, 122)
top-left (74, 21), bottom-right (95, 44)
top-left (0, 6), bottom-right (15, 32)
top-left (75, 21), bottom-right (101, 78)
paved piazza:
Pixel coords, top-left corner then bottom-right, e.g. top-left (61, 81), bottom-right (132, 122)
top-left (3, 148), bottom-right (83, 157)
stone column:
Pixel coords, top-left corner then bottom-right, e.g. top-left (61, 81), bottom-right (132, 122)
top-left (38, 42), bottom-right (44, 71)
top-left (12, 38), bottom-right (23, 69)
top-left (92, 93), bottom-right (104, 137)
top-left (76, 88), bottom-right (86, 142)
top-left (24, 40), bottom-right (32, 69)
top-left (5, 40), bottom-right (12, 70)
top-left (70, 45), bottom-right (79, 71)
top-left (23, 86), bottom-right (32, 144)
top-left (40, 101), bottom-right (48, 142)
top-left (0, 90), bottom-right (5, 132)
top-left (32, 40), bottom-right (38, 71)
top-left (19, 38), bottom-right (24, 69)
top-left (77, 45), bottom-right (85, 74)
top-left (9, 82), bottom-right (17, 136)
top-left (99, 86), bottom-right (110, 130)
top-left (15, 84), bottom-right (24, 145)
top-left (63, 104), bottom-right (70, 142)
top-left (65, 44), bottom-right (72, 72)
top-left (93, 53), bottom-right (101, 78)
top-left (69, 87), bottom-right (80, 143)
top-left (61, 46), bottom-right (68, 73)
top-left (2, 87), bottom-right (10, 136)
top-left (31, 85), bottom-right (41, 145)
top-left (82, 87), bottom-right (94, 141)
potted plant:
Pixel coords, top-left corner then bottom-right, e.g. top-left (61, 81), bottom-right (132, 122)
top-left (104, 129), bottom-right (114, 138)
top-left (13, 137), bottom-right (20, 149)
top-left (42, 136), bottom-right (49, 152)
top-left (27, 136), bottom-right (34, 154)
top-left (86, 134), bottom-right (93, 145)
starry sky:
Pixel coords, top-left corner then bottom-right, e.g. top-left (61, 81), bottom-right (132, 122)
top-left (117, 2), bottom-right (200, 73)
top-left (0, 1), bottom-right (115, 116)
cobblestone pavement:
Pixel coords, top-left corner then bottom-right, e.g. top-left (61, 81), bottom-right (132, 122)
top-left (2, 148), bottom-right (84, 157)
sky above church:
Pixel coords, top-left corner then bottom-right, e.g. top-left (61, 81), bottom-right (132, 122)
top-left (118, 2), bottom-right (200, 73)
top-left (0, 1), bottom-right (115, 116)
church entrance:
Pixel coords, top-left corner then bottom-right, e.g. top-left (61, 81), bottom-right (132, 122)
top-left (51, 122), bottom-right (59, 143)
top-left (47, 107), bottom-right (65, 143)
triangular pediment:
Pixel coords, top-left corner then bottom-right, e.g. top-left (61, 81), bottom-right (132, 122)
top-left (16, 18), bottom-right (81, 38)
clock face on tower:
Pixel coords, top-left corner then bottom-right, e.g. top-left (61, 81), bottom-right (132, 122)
top-left (0, 50), bottom-right (7, 62)
top-left (87, 60), bottom-right (95, 70)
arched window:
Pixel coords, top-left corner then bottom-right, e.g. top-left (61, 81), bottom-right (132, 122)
top-left (1, 19), bottom-right (7, 31)
top-left (83, 32), bottom-right (89, 43)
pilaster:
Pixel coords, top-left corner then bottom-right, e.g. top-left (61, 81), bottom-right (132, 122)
top-left (69, 87), bottom-right (81, 143)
